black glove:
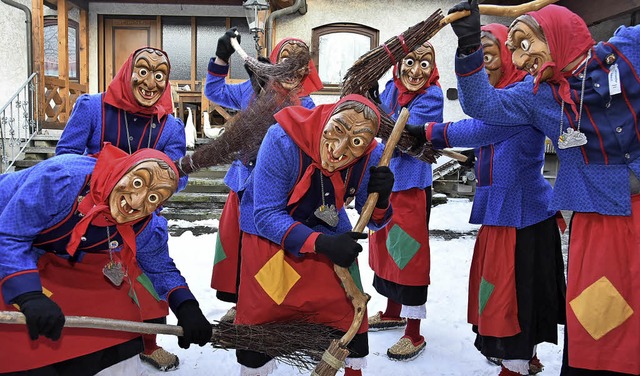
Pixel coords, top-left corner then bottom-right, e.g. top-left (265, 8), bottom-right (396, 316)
top-left (315, 232), bottom-right (367, 267)
top-left (367, 82), bottom-right (381, 104)
top-left (459, 149), bottom-right (476, 168)
top-left (245, 56), bottom-right (272, 94)
top-left (367, 166), bottom-right (394, 208)
top-left (216, 27), bottom-right (241, 63)
top-left (448, 0), bottom-right (481, 53)
top-left (175, 300), bottom-right (212, 349)
top-left (405, 122), bottom-right (427, 143)
top-left (13, 291), bottom-right (65, 341)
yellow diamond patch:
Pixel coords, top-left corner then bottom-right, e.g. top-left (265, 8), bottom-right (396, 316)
top-left (255, 249), bottom-right (301, 305)
top-left (569, 276), bottom-right (634, 340)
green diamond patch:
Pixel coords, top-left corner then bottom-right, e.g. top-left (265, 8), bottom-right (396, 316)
top-left (385, 224), bottom-right (421, 270)
top-left (478, 277), bottom-right (495, 315)
top-left (213, 232), bottom-right (227, 266)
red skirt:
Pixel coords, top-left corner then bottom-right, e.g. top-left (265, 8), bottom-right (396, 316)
top-left (211, 190), bottom-right (241, 296)
top-left (467, 225), bottom-right (520, 337)
top-left (369, 188), bottom-right (431, 286)
top-left (235, 233), bottom-right (368, 334)
top-left (0, 253), bottom-right (143, 373)
top-left (565, 195), bottom-right (640, 374)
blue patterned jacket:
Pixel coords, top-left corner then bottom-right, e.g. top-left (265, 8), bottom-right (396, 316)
top-left (0, 154), bottom-right (195, 309)
top-left (456, 25), bottom-right (640, 216)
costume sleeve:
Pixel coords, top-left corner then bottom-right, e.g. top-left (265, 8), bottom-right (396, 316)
top-left (456, 48), bottom-right (534, 126)
top-left (251, 126), bottom-right (316, 256)
top-left (204, 59), bottom-right (254, 110)
top-left (55, 94), bottom-right (95, 155)
top-left (427, 118), bottom-right (527, 149)
top-left (134, 214), bottom-right (195, 312)
top-left (610, 25), bottom-right (640, 69)
top-left (0, 163), bottom-right (77, 304)
top-left (355, 144), bottom-right (393, 230)
top-left (160, 115), bottom-right (188, 191)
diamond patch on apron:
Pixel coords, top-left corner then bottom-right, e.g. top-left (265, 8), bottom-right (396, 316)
top-left (255, 250), bottom-right (301, 305)
top-left (213, 232), bottom-right (227, 266)
top-left (569, 276), bottom-right (634, 340)
top-left (385, 224), bottom-right (421, 270)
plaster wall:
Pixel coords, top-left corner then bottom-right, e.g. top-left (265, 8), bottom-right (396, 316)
top-left (0, 0), bottom-right (30, 107)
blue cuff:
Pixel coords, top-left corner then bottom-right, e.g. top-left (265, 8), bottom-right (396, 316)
top-left (455, 47), bottom-right (485, 77)
top-left (282, 222), bottom-right (315, 256)
top-left (429, 122), bottom-right (452, 149)
top-left (2, 271), bottom-right (42, 305)
top-left (167, 286), bottom-right (196, 312)
top-left (208, 58), bottom-right (230, 76)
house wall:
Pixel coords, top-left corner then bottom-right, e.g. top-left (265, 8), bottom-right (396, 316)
top-left (0, 0), bottom-right (31, 107)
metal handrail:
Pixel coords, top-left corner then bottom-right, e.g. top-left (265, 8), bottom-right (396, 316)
top-left (0, 72), bottom-right (39, 173)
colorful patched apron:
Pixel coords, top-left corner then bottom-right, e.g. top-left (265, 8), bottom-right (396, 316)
top-left (210, 189), bottom-right (241, 296)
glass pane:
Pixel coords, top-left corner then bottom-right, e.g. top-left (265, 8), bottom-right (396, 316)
top-left (196, 17), bottom-right (227, 81)
top-left (318, 33), bottom-right (370, 85)
top-left (43, 24), bottom-right (78, 79)
top-left (162, 17), bottom-right (192, 82)
top-left (228, 17), bottom-right (251, 80)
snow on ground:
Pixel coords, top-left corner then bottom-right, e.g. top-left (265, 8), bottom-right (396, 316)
top-left (150, 198), bottom-right (564, 375)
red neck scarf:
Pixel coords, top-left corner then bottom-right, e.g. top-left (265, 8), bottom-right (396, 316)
top-left (270, 37), bottom-right (324, 97)
top-left (526, 5), bottom-right (594, 115)
top-left (274, 94), bottom-right (380, 210)
top-left (393, 41), bottom-right (441, 107)
top-left (103, 47), bottom-right (175, 119)
top-left (67, 144), bottom-right (179, 270)
top-left (482, 24), bottom-right (527, 89)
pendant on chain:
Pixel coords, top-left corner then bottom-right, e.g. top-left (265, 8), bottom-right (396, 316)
top-left (314, 204), bottom-right (339, 227)
top-left (558, 127), bottom-right (587, 149)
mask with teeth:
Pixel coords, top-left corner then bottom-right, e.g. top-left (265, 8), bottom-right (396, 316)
top-left (130, 48), bottom-right (170, 107)
top-left (398, 42), bottom-right (435, 92)
top-left (108, 160), bottom-right (177, 224)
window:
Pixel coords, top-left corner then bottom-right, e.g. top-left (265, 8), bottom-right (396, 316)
top-left (44, 18), bottom-right (79, 80)
top-left (312, 23), bottom-right (379, 94)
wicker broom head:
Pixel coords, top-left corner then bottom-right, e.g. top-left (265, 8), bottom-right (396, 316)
top-left (340, 9), bottom-right (444, 164)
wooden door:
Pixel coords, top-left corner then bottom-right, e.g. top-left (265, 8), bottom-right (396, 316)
top-left (101, 18), bottom-right (160, 90)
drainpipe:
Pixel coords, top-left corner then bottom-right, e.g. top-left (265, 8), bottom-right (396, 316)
top-left (2, 0), bottom-right (32, 77)
top-left (265, 0), bottom-right (307, 54)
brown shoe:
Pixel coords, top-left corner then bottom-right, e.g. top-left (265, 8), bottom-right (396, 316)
top-left (140, 347), bottom-right (179, 371)
top-left (528, 354), bottom-right (544, 375)
top-left (368, 311), bottom-right (407, 331)
top-left (219, 306), bottom-right (236, 323)
top-left (386, 336), bottom-right (426, 361)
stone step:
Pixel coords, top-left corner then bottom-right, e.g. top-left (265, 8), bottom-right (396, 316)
top-left (13, 159), bottom-right (41, 169)
top-left (161, 207), bottom-right (223, 222)
top-left (187, 164), bottom-right (229, 179)
top-left (24, 146), bottom-right (56, 157)
top-left (183, 177), bottom-right (230, 193)
top-left (165, 192), bottom-right (227, 210)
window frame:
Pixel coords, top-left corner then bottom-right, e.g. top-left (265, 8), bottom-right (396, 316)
top-left (44, 17), bottom-right (80, 81)
top-left (311, 23), bottom-right (379, 95)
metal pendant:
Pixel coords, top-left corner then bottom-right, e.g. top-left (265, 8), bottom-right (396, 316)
top-left (103, 261), bottom-right (125, 287)
top-left (558, 127), bottom-right (587, 149)
top-left (314, 204), bottom-right (339, 227)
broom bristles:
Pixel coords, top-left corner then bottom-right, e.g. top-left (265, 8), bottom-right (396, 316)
top-left (339, 9), bottom-right (445, 165)
top-left (212, 320), bottom-right (342, 370)
top-left (311, 340), bottom-right (350, 376)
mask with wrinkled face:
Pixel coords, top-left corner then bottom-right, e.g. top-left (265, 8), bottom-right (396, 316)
top-left (507, 20), bottom-right (552, 83)
top-left (482, 34), bottom-right (503, 87)
top-left (274, 40), bottom-right (310, 91)
top-left (319, 108), bottom-right (377, 173)
top-left (130, 49), bottom-right (170, 107)
top-left (108, 160), bottom-right (177, 224)
top-left (399, 43), bottom-right (435, 92)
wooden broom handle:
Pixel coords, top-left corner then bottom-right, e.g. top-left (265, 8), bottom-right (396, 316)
top-left (335, 107), bottom-right (410, 347)
top-left (230, 35), bottom-right (249, 61)
top-left (441, 0), bottom-right (559, 25)
top-left (0, 311), bottom-right (189, 338)
top-left (441, 149), bottom-right (468, 163)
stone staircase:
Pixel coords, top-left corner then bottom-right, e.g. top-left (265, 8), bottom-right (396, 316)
top-left (13, 134), bottom-right (230, 230)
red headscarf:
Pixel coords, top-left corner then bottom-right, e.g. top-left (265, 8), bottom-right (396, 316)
top-left (67, 144), bottom-right (179, 271)
top-left (103, 47), bottom-right (175, 119)
top-left (524, 5), bottom-right (594, 115)
top-left (392, 41), bottom-right (440, 107)
top-left (274, 94), bottom-right (380, 210)
top-left (270, 37), bottom-right (324, 97)
top-left (482, 24), bottom-right (527, 89)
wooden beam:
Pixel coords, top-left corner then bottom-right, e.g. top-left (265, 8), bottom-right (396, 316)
top-left (79, 8), bottom-right (89, 86)
top-left (32, 0), bottom-right (45, 124)
top-left (191, 16), bottom-right (197, 88)
top-left (98, 14), bottom-right (105, 92)
top-left (58, 0), bottom-right (69, 122)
